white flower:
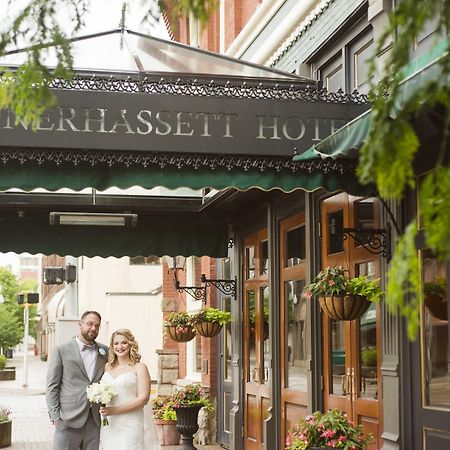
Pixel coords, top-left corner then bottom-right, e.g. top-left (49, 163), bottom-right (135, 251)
top-left (98, 347), bottom-right (107, 356)
top-left (86, 382), bottom-right (116, 405)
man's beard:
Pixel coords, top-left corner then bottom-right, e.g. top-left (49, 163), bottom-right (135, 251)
top-left (81, 330), bottom-right (97, 343)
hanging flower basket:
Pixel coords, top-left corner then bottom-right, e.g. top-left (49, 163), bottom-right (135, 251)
top-left (302, 267), bottom-right (382, 322)
top-left (319, 294), bottom-right (371, 321)
top-left (424, 293), bottom-right (448, 321)
top-left (190, 307), bottom-right (231, 338)
top-left (166, 326), bottom-right (196, 343)
top-left (194, 321), bottom-right (223, 337)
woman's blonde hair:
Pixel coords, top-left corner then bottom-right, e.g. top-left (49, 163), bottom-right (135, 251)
top-left (108, 329), bottom-right (141, 367)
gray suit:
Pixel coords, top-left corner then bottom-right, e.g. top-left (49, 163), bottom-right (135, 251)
top-left (46, 337), bottom-right (108, 450)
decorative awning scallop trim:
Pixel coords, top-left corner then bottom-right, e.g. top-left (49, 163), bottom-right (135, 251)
top-left (36, 75), bottom-right (369, 103)
top-left (0, 147), bottom-right (354, 174)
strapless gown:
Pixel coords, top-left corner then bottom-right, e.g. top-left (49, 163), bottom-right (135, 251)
top-left (99, 371), bottom-right (144, 450)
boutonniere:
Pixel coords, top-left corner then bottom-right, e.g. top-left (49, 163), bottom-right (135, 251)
top-left (98, 347), bottom-right (107, 357)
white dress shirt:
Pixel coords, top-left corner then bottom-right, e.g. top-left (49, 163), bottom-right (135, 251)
top-left (75, 336), bottom-right (97, 381)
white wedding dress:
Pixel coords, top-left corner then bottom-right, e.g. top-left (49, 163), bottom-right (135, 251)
top-left (99, 371), bottom-right (145, 450)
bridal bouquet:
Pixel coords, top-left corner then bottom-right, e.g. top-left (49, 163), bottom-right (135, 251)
top-left (86, 382), bottom-right (116, 426)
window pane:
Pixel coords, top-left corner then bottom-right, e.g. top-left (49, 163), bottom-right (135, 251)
top-left (331, 320), bottom-right (345, 395)
top-left (422, 250), bottom-right (449, 408)
top-left (286, 280), bottom-right (307, 391)
top-left (328, 210), bottom-right (344, 254)
top-left (223, 296), bottom-right (232, 381)
top-left (247, 289), bottom-right (256, 382)
top-left (285, 226), bottom-right (305, 267)
top-left (359, 303), bottom-right (378, 399)
top-left (354, 39), bottom-right (374, 92)
top-left (246, 246), bottom-right (255, 279)
top-left (326, 65), bottom-right (343, 92)
top-left (355, 198), bottom-right (375, 230)
top-left (261, 241), bottom-right (269, 275)
top-left (262, 286), bottom-right (271, 384)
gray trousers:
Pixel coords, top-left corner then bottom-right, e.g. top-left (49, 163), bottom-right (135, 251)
top-left (53, 410), bottom-right (100, 450)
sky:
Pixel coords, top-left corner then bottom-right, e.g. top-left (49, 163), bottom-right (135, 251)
top-left (1, 0), bottom-right (169, 42)
top-left (0, 1), bottom-right (169, 273)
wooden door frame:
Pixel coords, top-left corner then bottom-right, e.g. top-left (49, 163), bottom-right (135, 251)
top-left (243, 229), bottom-right (270, 450)
top-left (320, 192), bottom-right (383, 447)
top-left (279, 212), bottom-right (309, 446)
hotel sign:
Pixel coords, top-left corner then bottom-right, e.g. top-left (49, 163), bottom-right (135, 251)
top-left (0, 89), bottom-right (369, 156)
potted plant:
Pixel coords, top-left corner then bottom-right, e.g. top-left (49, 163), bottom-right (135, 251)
top-left (0, 405), bottom-right (12, 448)
top-left (285, 409), bottom-right (372, 450)
top-left (423, 277), bottom-right (447, 320)
top-left (171, 384), bottom-right (213, 450)
top-left (152, 395), bottom-right (181, 446)
top-left (302, 266), bottom-right (383, 321)
top-left (164, 311), bottom-right (196, 343)
top-left (190, 307), bottom-right (231, 337)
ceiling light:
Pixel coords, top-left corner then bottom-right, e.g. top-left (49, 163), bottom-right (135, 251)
top-left (49, 212), bottom-right (138, 227)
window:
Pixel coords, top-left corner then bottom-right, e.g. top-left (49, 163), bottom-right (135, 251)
top-left (129, 256), bottom-right (161, 265)
top-left (314, 25), bottom-right (373, 94)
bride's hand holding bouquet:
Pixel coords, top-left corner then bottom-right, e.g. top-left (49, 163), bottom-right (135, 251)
top-left (86, 381), bottom-right (116, 426)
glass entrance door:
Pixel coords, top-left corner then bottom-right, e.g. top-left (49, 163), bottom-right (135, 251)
top-left (321, 193), bottom-right (382, 448)
top-left (243, 230), bottom-right (271, 450)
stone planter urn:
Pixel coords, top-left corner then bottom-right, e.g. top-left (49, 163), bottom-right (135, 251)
top-left (174, 404), bottom-right (203, 450)
top-left (319, 294), bottom-right (371, 321)
top-left (0, 421), bottom-right (12, 448)
top-left (154, 419), bottom-right (181, 446)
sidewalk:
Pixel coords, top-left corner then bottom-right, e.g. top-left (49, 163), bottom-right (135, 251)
top-left (0, 351), bottom-right (222, 450)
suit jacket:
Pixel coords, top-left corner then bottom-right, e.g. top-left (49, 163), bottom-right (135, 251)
top-left (46, 337), bottom-right (108, 428)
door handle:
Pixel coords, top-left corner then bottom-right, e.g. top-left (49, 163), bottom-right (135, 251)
top-left (341, 374), bottom-right (347, 395)
top-left (252, 367), bottom-right (260, 382)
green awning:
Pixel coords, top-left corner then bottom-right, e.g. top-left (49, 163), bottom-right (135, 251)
top-left (294, 111), bottom-right (371, 162)
top-left (294, 37), bottom-right (449, 164)
top-left (0, 156), bottom-right (365, 195)
top-left (0, 210), bottom-right (229, 258)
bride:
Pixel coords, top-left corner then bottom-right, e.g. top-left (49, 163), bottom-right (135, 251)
top-left (99, 329), bottom-right (150, 450)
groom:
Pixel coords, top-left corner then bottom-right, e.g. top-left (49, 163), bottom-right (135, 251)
top-left (46, 311), bottom-right (109, 450)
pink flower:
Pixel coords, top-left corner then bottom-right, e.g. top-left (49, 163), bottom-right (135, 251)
top-left (302, 291), bottom-right (313, 300)
top-left (321, 429), bottom-right (336, 438)
top-left (329, 280), bottom-right (335, 285)
top-left (338, 435), bottom-right (347, 442)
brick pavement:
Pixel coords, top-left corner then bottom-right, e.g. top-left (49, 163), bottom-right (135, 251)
top-left (0, 350), bottom-right (223, 450)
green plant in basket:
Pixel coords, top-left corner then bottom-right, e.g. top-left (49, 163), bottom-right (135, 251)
top-left (285, 409), bottom-right (372, 450)
top-left (190, 307), bottom-right (231, 325)
top-left (164, 311), bottom-right (194, 330)
top-left (302, 266), bottom-right (383, 303)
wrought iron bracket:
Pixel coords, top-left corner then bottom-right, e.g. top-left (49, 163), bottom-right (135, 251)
top-left (201, 274), bottom-right (237, 298)
top-left (175, 280), bottom-right (207, 303)
top-left (341, 222), bottom-right (391, 261)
